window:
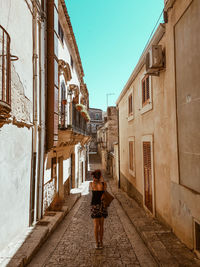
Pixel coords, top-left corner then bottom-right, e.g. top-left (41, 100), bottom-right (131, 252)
top-left (128, 137), bottom-right (135, 176)
top-left (58, 21), bottom-right (64, 43)
top-left (95, 113), bottom-right (99, 120)
top-left (194, 220), bottom-right (200, 257)
top-left (0, 25), bottom-right (11, 111)
top-left (142, 75), bottom-right (150, 106)
top-left (128, 94), bottom-right (133, 115)
top-left (70, 55), bottom-right (74, 69)
top-left (129, 141), bottom-right (134, 170)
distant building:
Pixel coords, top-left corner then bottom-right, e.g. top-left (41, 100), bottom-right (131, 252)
top-left (97, 106), bottom-right (118, 174)
top-left (88, 108), bottom-right (103, 152)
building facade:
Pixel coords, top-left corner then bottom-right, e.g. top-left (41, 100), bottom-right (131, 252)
top-left (0, 0), bottom-right (90, 257)
top-left (43, 0), bottom-right (90, 212)
top-left (0, 0), bottom-right (46, 252)
top-left (116, 0), bottom-right (200, 254)
top-left (97, 106), bottom-right (118, 174)
top-left (88, 108), bottom-right (103, 153)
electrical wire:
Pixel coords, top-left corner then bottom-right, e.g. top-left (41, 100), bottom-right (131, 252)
top-left (141, 9), bottom-right (164, 55)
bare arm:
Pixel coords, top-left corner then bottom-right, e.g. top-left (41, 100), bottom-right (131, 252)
top-left (89, 182), bottom-right (93, 191)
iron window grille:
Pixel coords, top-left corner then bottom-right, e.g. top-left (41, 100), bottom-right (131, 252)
top-left (0, 25), bottom-right (18, 114)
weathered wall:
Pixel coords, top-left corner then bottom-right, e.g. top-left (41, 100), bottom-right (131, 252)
top-left (118, 0), bottom-right (199, 250)
top-left (0, 125), bottom-right (32, 251)
top-left (113, 143), bottom-right (119, 184)
top-left (168, 0), bottom-right (200, 249)
top-left (0, 0), bottom-right (34, 252)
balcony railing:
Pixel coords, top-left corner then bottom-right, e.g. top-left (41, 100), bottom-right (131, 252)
top-left (59, 102), bottom-right (88, 136)
top-left (72, 102), bottom-right (87, 135)
top-left (0, 25), bottom-right (11, 110)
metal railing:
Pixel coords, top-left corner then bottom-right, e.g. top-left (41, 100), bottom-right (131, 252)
top-left (59, 102), bottom-right (88, 135)
top-left (0, 25), bottom-right (11, 108)
top-left (72, 103), bottom-right (87, 135)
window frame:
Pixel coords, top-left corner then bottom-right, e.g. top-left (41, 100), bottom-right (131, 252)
top-left (128, 136), bottom-right (135, 177)
top-left (58, 21), bottom-right (64, 44)
top-left (140, 75), bottom-right (153, 115)
top-left (128, 90), bottom-right (134, 121)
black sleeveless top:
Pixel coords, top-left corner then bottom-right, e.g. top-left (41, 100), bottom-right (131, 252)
top-left (91, 191), bottom-right (104, 205)
top-left (91, 182), bottom-right (104, 205)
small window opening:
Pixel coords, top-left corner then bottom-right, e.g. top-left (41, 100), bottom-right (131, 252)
top-left (195, 221), bottom-right (200, 251)
top-left (70, 55), bottom-right (73, 69)
top-left (58, 21), bottom-right (64, 43)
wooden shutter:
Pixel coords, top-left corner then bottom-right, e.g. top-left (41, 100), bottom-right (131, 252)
top-left (143, 142), bottom-right (153, 212)
top-left (128, 94), bottom-right (132, 115)
top-left (142, 79), bottom-right (146, 104)
top-left (129, 141), bottom-right (133, 170)
top-left (142, 76), bottom-right (150, 106)
top-left (146, 76), bottom-right (150, 100)
top-left (46, 0), bottom-right (59, 150)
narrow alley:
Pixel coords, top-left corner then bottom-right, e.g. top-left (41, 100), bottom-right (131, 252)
top-left (26, 154), bottom-right (199, 267)
top-left (1, 1), bottom-right (200, 266)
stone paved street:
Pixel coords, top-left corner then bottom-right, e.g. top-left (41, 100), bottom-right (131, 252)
top-left (28, 155), bottom-right (157, 267)
top-left (27, 154), bottom-right (200, 267)
top-left (28, 188), bottom-right (157, 267)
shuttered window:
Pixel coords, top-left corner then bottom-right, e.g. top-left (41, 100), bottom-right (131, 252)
top-left (143, 141), bottom-right (153, 212)
top-left (129, 141), bottom-right (134, 171)
top-left (0, 25), bottom-right (11, 109)
top-left (142, 75), bottom-right (150, 106)
top-left (58, 21), bottom-right (64, 43)
top-left (128, 94), bottom-right (133, 115)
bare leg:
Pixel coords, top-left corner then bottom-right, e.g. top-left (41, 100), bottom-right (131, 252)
top-left (100, 217), bottom-right (104, 247)
top-left (93, 218), bottom-right (100, 246)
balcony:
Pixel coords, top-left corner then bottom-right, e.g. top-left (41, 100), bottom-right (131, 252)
top-left (58, 102), bottom-right (90, 147)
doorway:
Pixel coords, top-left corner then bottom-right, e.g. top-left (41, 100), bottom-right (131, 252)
top-left (143, 141), bottom-right (153, 213)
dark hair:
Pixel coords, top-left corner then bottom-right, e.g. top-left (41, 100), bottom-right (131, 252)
top-left (91, 169), bottom-right (101, 180)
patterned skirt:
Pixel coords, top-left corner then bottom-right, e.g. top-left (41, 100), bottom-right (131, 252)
top-left (91, 201), bottom-right (108, 219)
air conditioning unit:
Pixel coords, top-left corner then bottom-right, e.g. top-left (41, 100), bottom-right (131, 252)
top-left (146, 45), bottom-right (164, 75)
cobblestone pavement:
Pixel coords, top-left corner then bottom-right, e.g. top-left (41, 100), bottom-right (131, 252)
top-left (28, 154), bottom-right (157, 267)
top-left (28, 190), bottom-right (157, 267)
top-left (28, 154), bottom-right (200, 267)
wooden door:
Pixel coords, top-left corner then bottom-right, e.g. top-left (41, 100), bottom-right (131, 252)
top-left (143, 142), bottom-right (153, 213)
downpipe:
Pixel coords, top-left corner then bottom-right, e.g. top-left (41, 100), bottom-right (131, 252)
top-left (30, 0), bottom-right (38, 225)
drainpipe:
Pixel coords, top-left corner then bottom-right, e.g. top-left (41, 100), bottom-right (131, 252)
top-left (117, 105), bottom-right (121, 188)
top-left (30, 0), bottom-right (38, 225)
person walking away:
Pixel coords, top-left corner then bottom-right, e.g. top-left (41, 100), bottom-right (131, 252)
top-left (89, 169), bottom-right (108, 249)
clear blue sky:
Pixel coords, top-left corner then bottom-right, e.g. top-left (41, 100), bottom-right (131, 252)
top-left (66, 0), bottom-right (164, 111)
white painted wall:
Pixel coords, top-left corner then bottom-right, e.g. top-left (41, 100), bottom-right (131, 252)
top-left (0, 0), bottom-right (33, 102)
top-left (63, 158), bottom-right (71, 183)
top-left (0, 125), bottom-right (32, 251)
top-left (0, 0), bottom-right (45, 252)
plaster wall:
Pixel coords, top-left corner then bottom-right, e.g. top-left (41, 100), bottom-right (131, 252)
top-left (118, 0), bottom-right (199, 249)
top-left (167, 0), bottom-right (200, 249)
top-left (0, 124), bottom-right (32, 251)
top-left (118, 28), bottom-right (174, 227)
top-left (0, 0), bottom-right (33, 101)
top-left (0, 0), bottom-right (35, 252)
top-left (113, 143), bottom-right (119, 183)
top-left (63, 158), bottom-right (71, 183)
top-left (58, 39), bottom-right (80, 89)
